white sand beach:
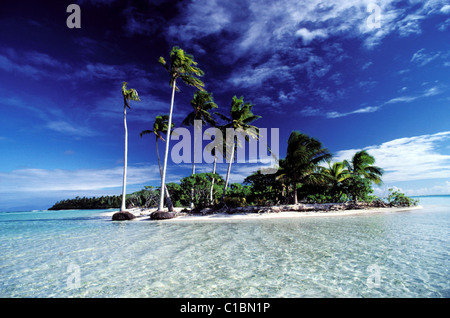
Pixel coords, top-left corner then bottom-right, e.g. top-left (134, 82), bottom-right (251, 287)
top-left (104, 205), bottom-right (423, 222)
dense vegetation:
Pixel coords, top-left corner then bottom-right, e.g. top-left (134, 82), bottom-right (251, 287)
top-left (49, 133), bottom-right (418, 211)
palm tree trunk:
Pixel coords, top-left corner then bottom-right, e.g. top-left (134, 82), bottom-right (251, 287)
top-left (221, 139), bottom-right (235, 203)
top-left (121, 106), bottom-right (128, 212)
top-left (190, 131), bottom-right (196, 209)
top-left (210, 156), bottom-right (217, 205)
top-left (156, 137), bottom-right (174, 212)
top-left (159, 80), bottom-right (177, 212)
top-left (293, 182), bottom-right (298, 205)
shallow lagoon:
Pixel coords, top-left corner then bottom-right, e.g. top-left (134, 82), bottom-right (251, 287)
top-left (1, 198), bottom-right (449, 298)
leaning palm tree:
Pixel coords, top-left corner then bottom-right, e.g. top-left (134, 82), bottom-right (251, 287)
top-left (343, 150), bottom-right (384, 201)
top-left (205, 126), bottom-right (230, 205)
top-left (215, 96), bottom-right (261, 203)
top-left (120, 82), bottom-right (140, 212)
top-left (157, 46), bottom-right (205, 214)
top-left (182, 90), bottom-right (218, 209)
top-left (282, 131), bottom-right (331, 204)
top-left (344, 150), bottom-right (383, 184)
top-left (140, 114), bottom-right (175, 211)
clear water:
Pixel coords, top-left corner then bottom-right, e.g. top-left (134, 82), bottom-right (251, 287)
top-left (1, 198), bottom-right (449, 298)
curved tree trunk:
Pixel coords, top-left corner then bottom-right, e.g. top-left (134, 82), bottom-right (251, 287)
top-left (159, 80), bottom-right (177, 211)
top-left (121, 106), bottom-right (128, 212)
top-left (221, 139), bottom-right (235, 203)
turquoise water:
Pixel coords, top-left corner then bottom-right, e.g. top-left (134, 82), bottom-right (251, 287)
top-left (1, 197), bottom-right (449, 298)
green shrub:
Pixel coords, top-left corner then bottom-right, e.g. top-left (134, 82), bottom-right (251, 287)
top-left (224, 197), bottom-right (247, 207)
top-left (387, 189), bottom-right (419, 207)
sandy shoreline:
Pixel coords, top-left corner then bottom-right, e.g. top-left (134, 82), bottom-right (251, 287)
top-left (103, 205), bottom-right (423, 222)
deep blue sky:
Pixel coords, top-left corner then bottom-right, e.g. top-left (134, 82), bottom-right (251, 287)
top-left (1, 0), bottom-right (449, 211)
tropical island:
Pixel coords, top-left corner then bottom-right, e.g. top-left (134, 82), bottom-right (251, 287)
top-left (49, 46), bottom-right (419, 220)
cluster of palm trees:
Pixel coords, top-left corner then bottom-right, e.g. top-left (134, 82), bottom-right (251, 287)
top-left (119, 46), bottom-right (261, 216)
top-left (275, 131), bottom-right (384, 204)
top-left (118, 46), bottom-right (384, 216)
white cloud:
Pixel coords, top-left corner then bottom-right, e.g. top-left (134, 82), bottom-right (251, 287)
top-left (0, 95), bottom-right (102, 138)
top-left (439, 17), bottom-right (450, 30)
top-left (397, 14), bottom-right (425, 37)
top-left (325, 85), bottom-right (444, 118)
top-left (410, 48), bottom-right (441, 66)
top-left (46, 120), bottom-right (98, 137)
top-left (300, 106), bottom-right (322, 117)
top-left (227, 58), bottom-right (290, 88)
top-left (326, 105), bottom-right (380, 118)
top-left (403, 181), bottom-right (450, 196)
top-left (333, 131), bottom-right (450, 183)
top-left (295, 28), bottom-right (328, 45)
top-left (161, 0), bottom-right (448, 113)
top-left (440, 5), bottom-right (450, 14)
top-left (0, 165), bottom-right (161, 193)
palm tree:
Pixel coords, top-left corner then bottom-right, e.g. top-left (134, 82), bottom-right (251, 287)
top-left (205, 126), bottom-right (227, 205)
top-left (275, 158), bottom-right (292, 203)
top-left (121, 82), bottom-right (140, 212)
top-left (320, 161), bottom-right (351, 186)
top-left (140, 114), bottom-right (175, 211)
top-left (282, 131), bottom-right (331, 204)
top-left (157, 46), bottom-right (205, 213)
top-left (319, 161), bottom-right (351, 201)
top-left (344, 150), bottom-right (383, 184)
top-left (215, 96), bottom-right (261, 203)
top-left (209, 147), bottom-right (218, 205)
top-left (343, 150), bottom-right (383, 201)
top-left (182, 90), bottom-right (218, 209)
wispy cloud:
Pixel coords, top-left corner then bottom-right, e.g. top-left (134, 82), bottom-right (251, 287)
top-left (326, 106), bottom-right (380, 118)
top-left (0, 95), bottom-right (101, 138)
top-left (321, 85), bottom-right (444, 119)
top-left (410, 48), bottom-right (441, 67)
top-left (0, 47), bottom-right (151, 86)
top-left (165, 0), bottom-right (446, 58)
top-left (0, 165), bottom-right (161, 193)
top-left (158, 0), bottom-right (448, 116)
top-left (0, 48), bottom-right (71, 79)
top-left (438, 17), bottom-right (450, 31)
top-left (385, 86), bottom-right (442, 103)
top-left (45, 120), bottom-right (98, 137)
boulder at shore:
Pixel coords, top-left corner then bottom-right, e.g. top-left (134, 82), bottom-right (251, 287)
top-left (150, 211), bottom-right (177, 220)
top-left (112, 211), bottom-right (136, 221)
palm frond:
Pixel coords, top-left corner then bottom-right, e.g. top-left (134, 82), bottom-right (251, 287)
top-left (139, 129), bottom-right (153, 137)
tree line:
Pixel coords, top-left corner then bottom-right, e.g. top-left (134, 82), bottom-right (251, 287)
top-left (49, 131), bottom-right (418, 211)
